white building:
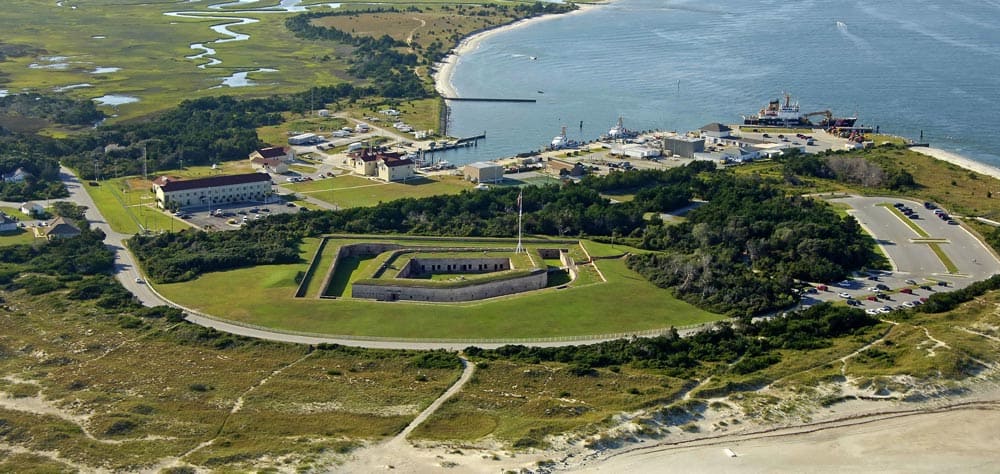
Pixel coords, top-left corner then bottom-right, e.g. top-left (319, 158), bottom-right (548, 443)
top-left (20, 202), bottom-right (44, 216)
top-left (250, 157), bottom-right (289, 174)
top-left (3, 167), bottom-right (30, 183)
top-left (152, 173), bottom-right (273, 209)
top-left (288, 133), bottom-right (320, 145)
top-left (699, 123), bottom-right (734, 143)
top-left (610, 144), bottom-right (662, 159)
top-left (377, 156), bottom-right (415, 182)
top-left (463, 162), bottom-right (504, 183)
top-left (249, 146), bottom-right (295, 163)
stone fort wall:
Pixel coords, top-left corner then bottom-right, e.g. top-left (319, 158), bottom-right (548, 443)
top-left (397, 257), bottom-right (512, 278)
top-left (352, 268), bottom-right (548, 302)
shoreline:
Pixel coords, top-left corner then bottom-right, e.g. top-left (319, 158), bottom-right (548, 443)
top-left (433, 3), bottom-right (604, 98)
top-left (909, 145), bottom-right (1000, 181)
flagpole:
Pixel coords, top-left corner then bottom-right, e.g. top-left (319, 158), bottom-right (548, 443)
top-left (516, 190), bottom-right (524, 254)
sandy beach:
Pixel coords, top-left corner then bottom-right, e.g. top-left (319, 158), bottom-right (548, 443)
top-left (433, 3), bottom-right (603, 98)
top-left (574, 403), bottom-right (1000, 473)
top-left (910, 146), bottom-right (1000, 181)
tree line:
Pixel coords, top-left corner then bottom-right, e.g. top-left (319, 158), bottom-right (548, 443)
top-left (466, 303), bottom-right (879, 378)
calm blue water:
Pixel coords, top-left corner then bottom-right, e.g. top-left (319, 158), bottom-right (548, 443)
top-left (443, 0), bottom-right (1000, 166)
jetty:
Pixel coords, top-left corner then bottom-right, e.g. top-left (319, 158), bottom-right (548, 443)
top-left (442, 97), bottom-right (536, 103)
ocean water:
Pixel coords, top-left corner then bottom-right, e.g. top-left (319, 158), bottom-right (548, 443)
top-left (444, 0), bottom-right (1000, 166)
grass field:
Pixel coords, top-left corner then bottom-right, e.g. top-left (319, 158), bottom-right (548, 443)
top-left (156, 237), bottom-right (721, 339)
top-left (81, 178), bottom-right (192, 234)
top-left (286, 174), bottom-right (473, 208)
top-left (0, 228), bottom-right (38, 246)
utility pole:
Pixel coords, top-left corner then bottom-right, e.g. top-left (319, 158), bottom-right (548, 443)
top-left (515, 189), bottom-right (524, 254)
top-left (143, 146), bottom-right (148, 181)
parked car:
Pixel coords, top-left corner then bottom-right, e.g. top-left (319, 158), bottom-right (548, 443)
top-left (838, 292), bottom-right (852, 298)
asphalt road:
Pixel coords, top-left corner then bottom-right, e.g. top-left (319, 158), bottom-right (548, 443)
top-left (799, 195), bottom-right (1000, 313)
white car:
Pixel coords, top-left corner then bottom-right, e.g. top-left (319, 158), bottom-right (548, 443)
top-left (134, 277), bottom-right (144, 284)
top-left (838, 292), bottom-right (852, 298)
top-left (865, 308), bottom-right (879, 315)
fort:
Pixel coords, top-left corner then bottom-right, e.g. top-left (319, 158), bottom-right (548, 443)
top-left (309, 239), bottom-right (581, 303)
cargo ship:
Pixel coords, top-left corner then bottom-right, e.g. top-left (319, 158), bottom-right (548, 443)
top-left (743, 93), bottom-right (857, 128)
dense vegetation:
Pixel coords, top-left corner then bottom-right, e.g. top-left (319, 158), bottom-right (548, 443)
top-left (0, 93), bottom-right (105, 127)
top-left (0, 218), bottom-right (146, 311)
top-left (62, 85), bottom-right (371, 179)
top-left (918, 274), bottom-right (1000, 314)
top-left (128, 224), bottom-right (301, 283)
top-left (629, 174), bottom-right (879, 316)
top-left (286, 9), bottom-right (426, 99)
top-left (775, 146), bottom-right (916, 190)
top-left (467, 303), bottom-right (880, 377)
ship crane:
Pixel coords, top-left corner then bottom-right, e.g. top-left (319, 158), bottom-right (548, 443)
top-left (802, 110), bottom-right (833, 124)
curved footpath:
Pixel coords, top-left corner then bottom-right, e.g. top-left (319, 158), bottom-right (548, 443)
top-left (60, 166), bottom-right (692, 350)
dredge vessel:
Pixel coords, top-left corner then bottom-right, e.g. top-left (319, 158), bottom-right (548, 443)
top-left (743, 93), bottom-right (857, 128)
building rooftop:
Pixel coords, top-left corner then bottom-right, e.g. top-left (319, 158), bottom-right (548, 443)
top-left (465, 161), bottom-right (502, 170)
top-left (255, 146), bottom-right (288, 159)
top-left (381, 157), bottom-right (414, 168)
top-left (44, 216), bottom-right (80, 237)
top-left (699, 123), bottom-right (732, 132)
top-left (154, 173), bottom-right (272, 192)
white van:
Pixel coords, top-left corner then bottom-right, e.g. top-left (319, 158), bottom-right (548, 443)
top-left (347, 142), bottom-right (364, 152)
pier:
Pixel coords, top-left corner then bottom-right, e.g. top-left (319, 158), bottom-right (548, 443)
top-left (442, 97), bottom-right (537, 103)
top-left (419, 134), bottom-right (487, 155)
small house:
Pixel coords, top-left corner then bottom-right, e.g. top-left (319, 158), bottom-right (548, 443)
top-left (250, 157), bottom-right (289, 174)
top-left (249, 146), bottom-right (295, 163)
top-left (43, 216), bottom-right (81, 240)
top-left (3, 167), bottom-right (30, 183)
top-left (20, 202), bottom-right (44, 217)
top-left (0, 213), bottom-right (16, 232)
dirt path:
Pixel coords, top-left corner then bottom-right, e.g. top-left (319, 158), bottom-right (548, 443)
top-left (160, 351), bottom-right (316, 470)
top-left (335, 357), bottom-right (498, 472)
top-left (406, 17), bottom-right (427, 46)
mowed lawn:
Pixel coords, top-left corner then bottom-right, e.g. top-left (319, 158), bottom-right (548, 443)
top-left (156, 238), bottom-right (721, 339)
top-left (83, 178), bottom-right (192, 234)
top-left (285, 175), bottom-right (473, 208)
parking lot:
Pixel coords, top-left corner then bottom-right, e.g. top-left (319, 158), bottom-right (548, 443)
top-left (798, 196), bottom-right (1000, 314)
top-left (176, 198), bottom-right (302, 230)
